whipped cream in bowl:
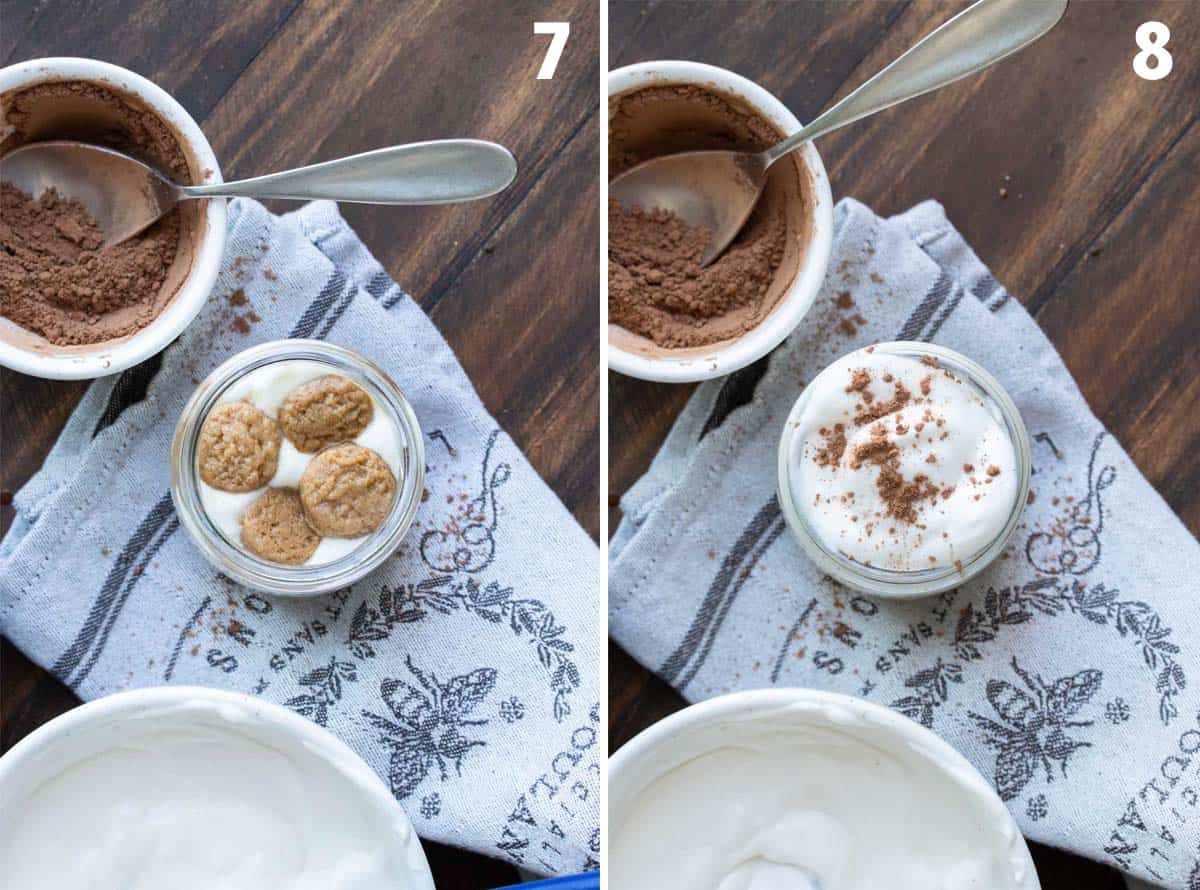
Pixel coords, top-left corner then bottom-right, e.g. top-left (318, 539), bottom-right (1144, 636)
top-left (778, 342), bottom-right (1030, 598)
top-left (0, 686), bottom-right (435, 890)
top-left (172, 339), bottom-right (424, 596)
top-left (609, 689), bottom-right (1040, 890)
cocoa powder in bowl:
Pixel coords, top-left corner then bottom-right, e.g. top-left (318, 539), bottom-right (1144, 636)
top-left (0, 79), bottom-right (203, 349)
top-left (608, 83), bottom-right (813, 354)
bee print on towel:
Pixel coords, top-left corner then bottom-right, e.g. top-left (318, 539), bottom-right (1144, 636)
top-left (362, 655), bottom-right (497, 799)
top-left (969, 658), bottom-right (1102, 801)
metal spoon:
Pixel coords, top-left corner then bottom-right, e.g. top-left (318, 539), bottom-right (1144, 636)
top-left (610, 0), bottom-right (1068, 267)
top-left (0, 138), bottom-right (517, 248)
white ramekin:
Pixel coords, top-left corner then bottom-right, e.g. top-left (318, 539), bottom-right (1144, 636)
top-left (0, 57), bottom-right (226, 380)
top-left (610, 688), bottom-right (1040, 889)
top-left (0, 686), bottom-right (435, 888)
top-left (777, 341), bottom-right (1032, 598)
top-left (607, 61), bottom-right (834, 383)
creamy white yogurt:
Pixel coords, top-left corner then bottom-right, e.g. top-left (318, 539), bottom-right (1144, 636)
top-left (610, 696), bottom-right (1034, 890)
top-left (788, 347), bottom-right (1017, 571)
top-left (197, 360), bottom-right (402, 565)
top-left (0, 697), bottom-right (433, 890)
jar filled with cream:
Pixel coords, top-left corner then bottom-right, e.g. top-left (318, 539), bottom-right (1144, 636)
top-left (777, 342), bottom-right (1031, 598)
top-left (171, 339), bottom-right (424, 595)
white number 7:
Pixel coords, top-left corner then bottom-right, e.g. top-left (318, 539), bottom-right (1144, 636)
top-left (534, 22), bottom-right (569, 80)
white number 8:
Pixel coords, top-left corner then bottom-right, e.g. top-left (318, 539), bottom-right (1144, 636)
top-left (1133, 21), bottom-right (1172, 81)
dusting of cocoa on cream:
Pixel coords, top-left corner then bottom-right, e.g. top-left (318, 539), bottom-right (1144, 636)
top-left (788, 347), bottom-right (1021, 571)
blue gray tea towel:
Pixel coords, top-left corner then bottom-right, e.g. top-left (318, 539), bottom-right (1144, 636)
top-left (611, 198), bottom-right (1199, 889)
top-left (1, 198), bottom-right (600, 876)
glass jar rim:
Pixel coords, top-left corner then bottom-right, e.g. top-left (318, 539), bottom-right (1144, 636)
top-left (776, 341), bottom-right (1031, 599)
top-left (170, 339), bottom-right (425, 596)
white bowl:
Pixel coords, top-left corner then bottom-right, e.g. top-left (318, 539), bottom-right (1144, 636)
top-left (0, 57), bottom-right (226, 380)
top-left (610, 688), bottom-right (1040, 888)
top-left (607, 61), bottom-right (834, 383)
top-left (0, 686), bottom-right (435, 888)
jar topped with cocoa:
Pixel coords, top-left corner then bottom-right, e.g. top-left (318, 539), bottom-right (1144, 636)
top-left (778, 342), bottom-right (1031, 598)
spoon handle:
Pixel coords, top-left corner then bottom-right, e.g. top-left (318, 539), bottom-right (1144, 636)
top-left (179, 139), bottom-right (516, 205)
top-left (763, 0), bottom-right (1068, 166)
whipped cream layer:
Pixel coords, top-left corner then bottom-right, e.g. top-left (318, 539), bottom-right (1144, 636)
top-left (788, 347), bottom-right (1018, 571)
top-left (610, 700), bottom-right (1033, 890)
top-left (0, 698), bottom-right (432, 890)
top-left (197, 359), bottom-right (402, 566)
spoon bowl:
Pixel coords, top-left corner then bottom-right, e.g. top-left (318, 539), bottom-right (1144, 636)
top-left (2, 141), bottom-right (180, 248)
top-left (609, 148), bottom-right (768, 267)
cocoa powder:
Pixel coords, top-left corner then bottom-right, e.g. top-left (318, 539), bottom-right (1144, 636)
top-left (850, 426), bottom-right (939, 525)
top-left (852, 376), bottom-right (913, 426)
top-left (814, 423), bottom-right (847, 468)
top-left (0, 184), bottom-right (180, 345)
top-left (608, 84), bottom-right (809, 350)
top-left (608, 199), bottom-right (786, 348)
top-left (0, 79), bottom-right (192, 346)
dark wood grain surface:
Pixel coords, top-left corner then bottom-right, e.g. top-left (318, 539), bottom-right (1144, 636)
top-left (0, 2), bottom-right (597, 886)
top-left (608, 2), bottom-right (1199, 887)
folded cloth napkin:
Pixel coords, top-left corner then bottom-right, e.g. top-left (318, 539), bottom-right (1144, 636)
top-left (611, 198), bottom-right (1200, 888)
top-left (1, 198), bottom-right (600, 876)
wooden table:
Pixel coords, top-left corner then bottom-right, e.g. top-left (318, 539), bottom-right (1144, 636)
top-left (0, 2), bottom-right (597, 886)
top-left (609, 2), bottom-right (1199, 887)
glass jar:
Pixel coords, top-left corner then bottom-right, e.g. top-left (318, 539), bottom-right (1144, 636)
top-left (776, 341), bottom-right (1030, 598)
top-left (171, 339), bottom-right (424, 596)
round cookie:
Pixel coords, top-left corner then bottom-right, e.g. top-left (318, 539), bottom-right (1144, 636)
top-left (278, 374), bottom-right (374, 453)
top-left (299, 443), bottom-right (396, 537)
top-left (240, 488), bottom-right (321, 565)
top-left (197, 401), bottom-right (282, 493)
